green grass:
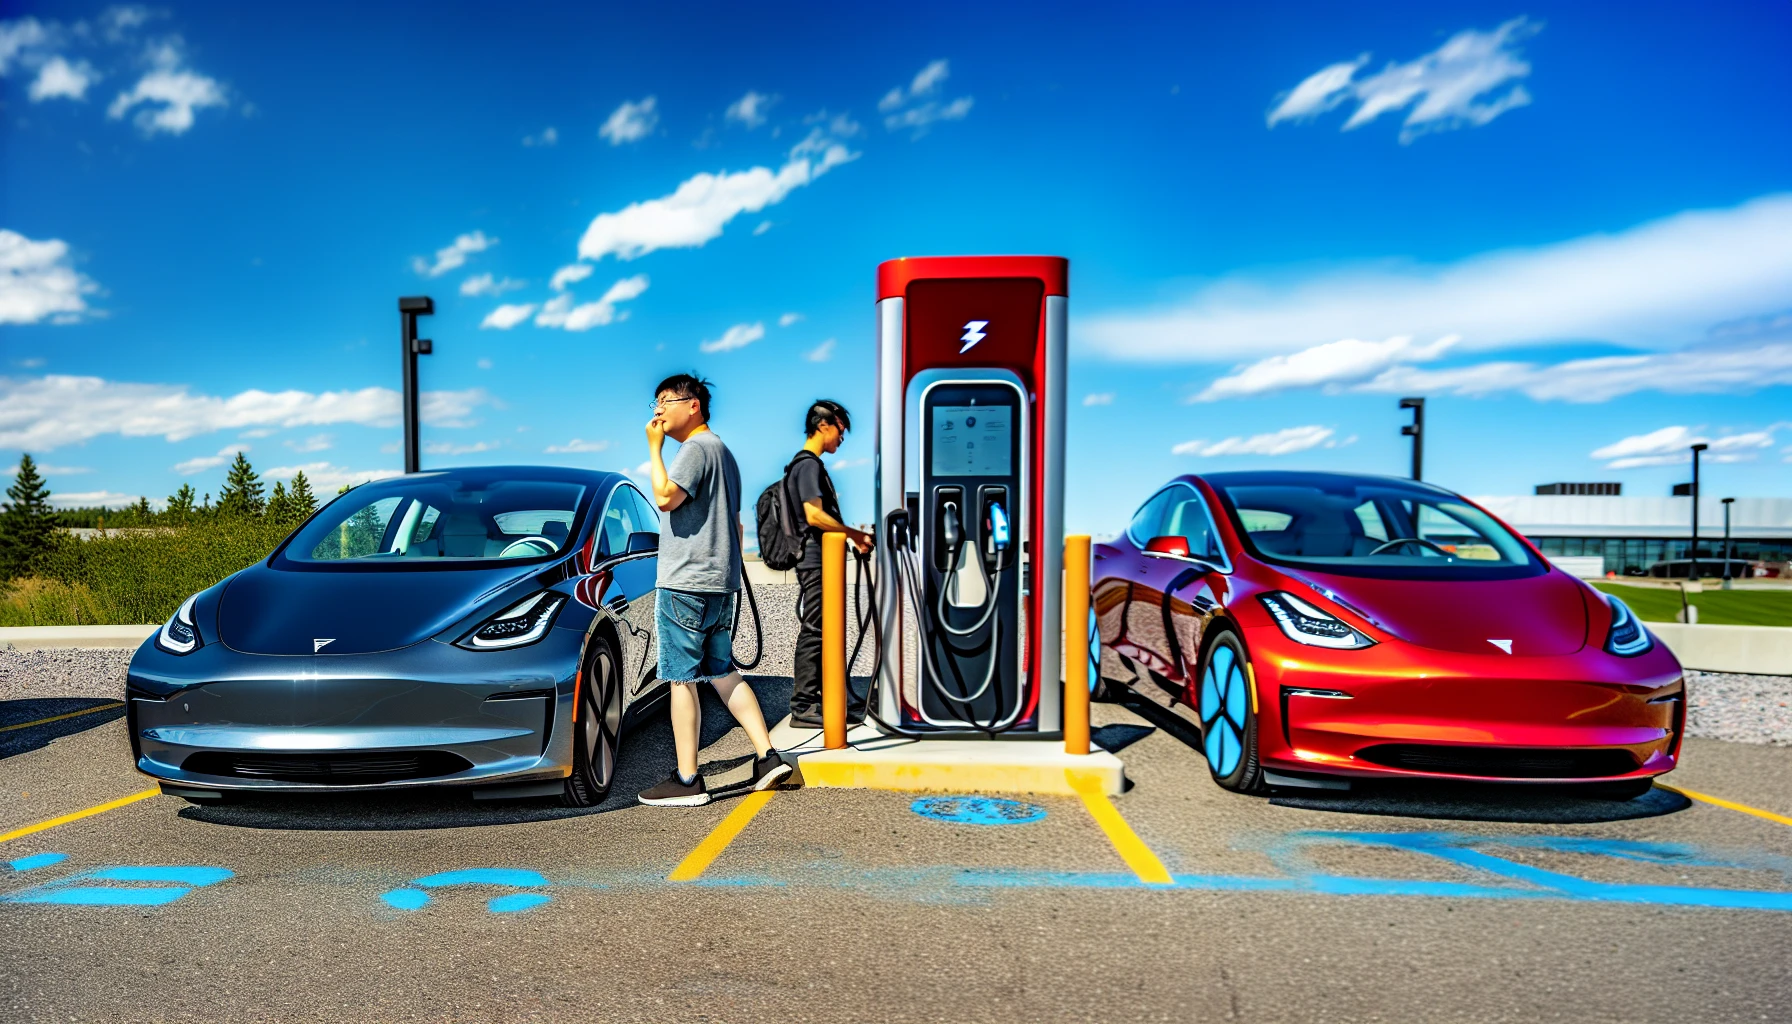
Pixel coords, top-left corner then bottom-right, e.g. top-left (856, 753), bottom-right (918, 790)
top-left (1591, 581), bottom-right (1792, 627)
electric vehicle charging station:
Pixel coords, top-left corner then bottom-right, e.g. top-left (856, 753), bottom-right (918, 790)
top-left (872, 256), bottom-right (1069, 738)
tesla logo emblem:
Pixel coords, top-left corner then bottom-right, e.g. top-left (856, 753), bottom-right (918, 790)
top-left (314, 638), bottom-right (335, 652)
top-left (1487, 639), bottom-right (1513, 654)
top-left (960, 320), bottom-right (989, 353)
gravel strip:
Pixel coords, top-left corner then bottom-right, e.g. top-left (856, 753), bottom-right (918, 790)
top-left (1685, 670), bottom-right (1792, 747)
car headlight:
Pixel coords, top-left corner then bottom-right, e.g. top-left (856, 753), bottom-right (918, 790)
top-left (1259, 592), bottom-right (1375, 650)
top-left (456, 592), bottom-right (568, 651)
top-left (1603, 594), bottom-right (1652, 657)
top-left (156, 594), bottom-right (202, 655)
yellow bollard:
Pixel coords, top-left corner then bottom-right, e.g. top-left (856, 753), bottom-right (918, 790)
top-left (1064, 535), bottom-right (1092, 756)
top-left (822, 531), bottom-right (848, 750)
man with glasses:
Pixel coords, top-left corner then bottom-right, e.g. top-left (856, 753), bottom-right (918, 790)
top-left (637, 373), bottom-right (791, 806)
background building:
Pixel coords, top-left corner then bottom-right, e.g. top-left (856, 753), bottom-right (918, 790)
top-left (1474, 493), bottom-right (1792, 576)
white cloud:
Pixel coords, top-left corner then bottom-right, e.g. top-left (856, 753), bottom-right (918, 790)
top-left (879, 59), bottom-right (973, 135)
top-left (423, 439), bottom-right (498, 456)
top-left (412, 230), bottom-right (495, 278)
top-left (700, 322), bottom-right (765, 354)
top-left (544, 438), bottom-right (611, 454)
top-left (1196, 334), bottom-right (1459, 401)
top-left (1, 461), bottom-right (89, 475)
top-left (0, 18), bottom-right (51, 76)
top-left (459, 272), bottom-right (524, 297)
top-left (1355, 339), bottom-right (1792, 403)
top-left (1083, 195), bottom-right (1792, 363)
top-left (1268, 17), bottom-right (1540, 143)
top-left (285, 433), bottom-right (333, 453)
top-left (1082, 392), bottom-right (1114, 406)
top-left (599, 96), bottom-right (658, 145)
top-left (51, 490), bottom-right (141, 508)
top-left (829, 456), bottom-right (870, 470)
top-left (263, 462), bottom-right (403, 493)
top-left (173, 443), bottom-right (248, 475)
top-left (0, 375), bottom-right (490, 450)
top-left (549, 263), bottom-right (593, 291)
top-left (29, 55), bottom-right (95, 101)
top-left (778, 312), bottom-right (803, 327)
top-left (522, 125), bottom-right (558, 147)
top-left (480, 302), bottom-right (537, 330)
top-left (753, 221), bottom-right (773, 236)
top-left (0, 229), bottom-right (100, 325)
top-left (534, 274), bottom-right (649, 331)
top-left (99, 7), bottom-right (156, 44)
top-left (577, 127), bottom-right (857, 261)
top-left (106, 39), bottom-right (228, 136)
top-left (805, 338), bottom-right (836, 362)
top-left (1172, 426), bottom-right (1339, 457)
top-left (725, 90), bottom-right (775, 129)
top-left (476, 358), bottom-right (493, 370)
top-left (1589, 425), bottom-right (1781, 470)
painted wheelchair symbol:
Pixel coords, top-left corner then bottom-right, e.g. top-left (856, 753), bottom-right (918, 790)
top-left (380, 868), bottom-right (553, 914)
top-left (4, 852), bottom-right (233, 906)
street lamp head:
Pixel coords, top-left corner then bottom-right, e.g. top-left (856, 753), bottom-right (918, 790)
top-left (399, 296), bottom-right (435, 315)
top-left (1399, 397), bottom-right (1424, 409)
top-left (1690, 442), bottom-right (1709, 453)
top-left (1722, 496), bottom-right (1735, 505)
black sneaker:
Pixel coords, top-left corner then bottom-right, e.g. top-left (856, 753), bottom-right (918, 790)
top-left (751, 750), bottom-right (793, 791)
top-left (638, 772), bottom-right (711, 807)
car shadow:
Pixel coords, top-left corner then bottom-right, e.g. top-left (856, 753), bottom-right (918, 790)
top-left (175, 675), bottom-right (798, 832)
top-left (0, 698), bottom-right (125, 762)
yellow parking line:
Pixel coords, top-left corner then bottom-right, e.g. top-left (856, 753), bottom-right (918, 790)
top-left (1657, 783), bottom-right (1792, 827)
top-left (0, 788), bottom-right (162, 844)
top-left (0, 702), bottom-right (125, 734)
top-left (668, 790), bottom-right (776, 881)
top-left (1067, 770), bottom-right (1173, 885)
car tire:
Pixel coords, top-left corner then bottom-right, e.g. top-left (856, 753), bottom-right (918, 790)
top-left (563, 634), bottom-right (623, 808)
top-left (1196, 629), bottom-right (1264, 794)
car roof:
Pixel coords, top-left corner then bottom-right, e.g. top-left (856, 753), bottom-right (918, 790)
top-left (1196, 469), bottom-right (1458, 496)
top-left (356, 466), bottom-right (628, 489)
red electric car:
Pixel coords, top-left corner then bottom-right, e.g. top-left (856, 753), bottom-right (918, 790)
top-left (1094, 471), bottom-right (1683, 798)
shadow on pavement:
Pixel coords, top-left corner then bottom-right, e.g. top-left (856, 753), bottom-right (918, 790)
top-left (175, 676), bottom-right (797, 831)
top-left (0, 698), bottom-right (125, 762)
top-left (1270, 780), bottom-right (1691, 824)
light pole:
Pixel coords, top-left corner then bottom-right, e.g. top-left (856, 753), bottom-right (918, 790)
top-left (1399, 397), bottom-right (1425, 481)
top-left (1721, 496), bottom-right (1735, 589)
top-left (399, 296), bottom-right (435, 475)
top-left (1688, 442), bottom-right (1707, 581)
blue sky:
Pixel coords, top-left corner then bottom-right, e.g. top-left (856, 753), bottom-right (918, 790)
top-left (3, 1), bottom-right (1791, 536)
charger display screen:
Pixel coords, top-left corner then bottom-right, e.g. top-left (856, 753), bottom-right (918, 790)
top-left (930, 404), bottom-right (1012, 477)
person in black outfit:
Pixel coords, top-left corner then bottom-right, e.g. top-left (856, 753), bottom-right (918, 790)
top-left (787, 400), bottom-right (873, 727)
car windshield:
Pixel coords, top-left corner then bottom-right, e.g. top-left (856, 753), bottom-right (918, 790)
top-left (1209, 473), bottom-right (1545, 580)
top-left (278, 475), bottom-right (588, 569)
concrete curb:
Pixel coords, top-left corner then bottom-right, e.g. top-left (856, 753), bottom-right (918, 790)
top-left (0, 625), bottom-right (156, 651)
top-left (771, 719), bottom-right (1126, 796)
top-left (1649, 623), bottom-right (1792, 677)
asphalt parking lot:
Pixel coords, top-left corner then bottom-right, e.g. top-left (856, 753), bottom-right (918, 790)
top-left (2, 679), bottom-right (1790, 1024)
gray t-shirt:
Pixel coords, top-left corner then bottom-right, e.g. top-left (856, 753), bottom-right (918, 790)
top-left (658, 430), bottom-right (743, 593)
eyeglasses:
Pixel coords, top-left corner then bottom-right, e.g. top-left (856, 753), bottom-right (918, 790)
top-left (649, 396), bottom-right (697, 413)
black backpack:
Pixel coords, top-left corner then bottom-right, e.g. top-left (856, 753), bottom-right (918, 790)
top-left (754, 452), bottom-right (820, 571)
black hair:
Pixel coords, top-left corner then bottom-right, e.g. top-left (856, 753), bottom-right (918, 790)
top-left (805, 399), bottom-right (851, 437)
top-left (654, 373), bottom-right (713, 422)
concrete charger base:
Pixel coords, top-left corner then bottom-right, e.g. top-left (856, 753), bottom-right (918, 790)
top-left (770, 718), bottom-right (1125, 796)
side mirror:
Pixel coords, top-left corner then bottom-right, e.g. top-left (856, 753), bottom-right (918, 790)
top-left (626, 532), bottom-right (659, 554)
top-left (1145, 535), bottom-right (1191, 558)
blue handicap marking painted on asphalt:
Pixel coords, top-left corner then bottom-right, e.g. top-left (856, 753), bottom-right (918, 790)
top-left (911, 796), bottom-right (1048, 826)
top-left (8, 852), bottom-right (68, 872)
top-left (380, 868), bottom-right (553, 914)
top-left (2, 863), bottom-right (234, 907)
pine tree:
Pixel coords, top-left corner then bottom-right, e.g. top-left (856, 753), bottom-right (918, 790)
top-left (166, 484), bottom-right (196, 521)
top-left (288, 471), bottom-right (318, 518)
top-left (0, 454), bottom-right (60, 578)
top-left (217, 452), bottom-right (265, 517)
top-left (131, 496), bottom-right (153, 524)
top-left (266, 480), bottom-right (292, 524)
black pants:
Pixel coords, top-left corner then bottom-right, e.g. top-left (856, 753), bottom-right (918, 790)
top-left (791, 565), bottom-right (825, 716)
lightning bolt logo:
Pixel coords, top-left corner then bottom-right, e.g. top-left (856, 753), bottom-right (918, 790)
top-left (959, 320), bottom-right (989, 353)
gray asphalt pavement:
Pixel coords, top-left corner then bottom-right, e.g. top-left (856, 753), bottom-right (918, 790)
top-left (1, 678), bottom-right (1789, 1023)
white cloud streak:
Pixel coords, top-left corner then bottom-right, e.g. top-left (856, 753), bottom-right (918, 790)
top-left (1083, 194), bottom-right (1792, 363)
top-left (29, 55), bottom-right (95, 101)
top-left (1196, 334), bottom-right (1459, 401)
top-left (725, 90), bottom-right (775, 129)
top-left (534, 275), bottom-right (649, 331)
top-left (459, 272), bottom-right (524, 297)
top-left (549, 263), bottom-right (593, 291)
top-left (1355, 340), bottom-right (1792, 404)
top-left (0, 375), bottom-right (490, 450)
top-left (805, 338), bottom-right (836, 362)
top-left (576, 128), bottom-right (857, 261)
top-left (544, 438), bottom-right (611, 454)
top-left (879, 59), bottom-right (973, 135)
top-left (0, 229), bottom-right (100, 325)
top-left (778, 312), bottom-right (802, 327)
top-left (599, 96), bottom-right (658, 145)
top-left (1268, 17), bottom-right (1540, 143)
top-left (1172, 426), bottom-right (1340, 457)
top-left (263, 462), bottom-right (403, 492)
top-left (1082, 393), bottom-right (1114, 406)
top-left (172, 443), bottom-right (247, 475)
top-left (1589, 425), bottom-right (1782, 469)
top-left (412, 230), bottom-right (495, 278)
top-left (522, 126), bottom-right (557, 147)
top-left (106, 39), bottom-right (227, 136)
top-left (700, 322), bottom-right (765, 354)
top-left (480, 303), bottom-right (537, 330)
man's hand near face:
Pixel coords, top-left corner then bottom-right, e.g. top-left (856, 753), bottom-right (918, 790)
top-left (645, 411), bottom-right (688, 512)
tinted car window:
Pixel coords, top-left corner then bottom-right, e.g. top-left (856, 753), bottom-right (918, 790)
top-left (284, 477), bottom-right (587, 566)
top-left (1160, 485), bottom-right (1223, 561)
top-left (1127, 488), bottom-right (1175, 546)
top-left (599, 484), bottom-right (655, 555)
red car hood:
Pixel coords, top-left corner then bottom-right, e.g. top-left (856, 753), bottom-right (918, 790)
top-left (1287, 568), bottom-right (1589, 657)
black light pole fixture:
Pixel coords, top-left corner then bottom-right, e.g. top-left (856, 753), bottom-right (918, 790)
top-left (1399, 397), bottom-right (1425, 481)
top-left (1688, 442), bottom-right (1707, 581)
top-left (398, 296), bottom-right (435, 474)
top-left (1721, 496), bottom-right (1735, 588)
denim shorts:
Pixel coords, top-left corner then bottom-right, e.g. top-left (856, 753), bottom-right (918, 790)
top-left (656, 589), bottom-right (737, 683)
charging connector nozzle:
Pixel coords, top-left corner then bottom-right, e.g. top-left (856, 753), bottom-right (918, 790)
top-left (988, 502), bottom-right (1010, 550)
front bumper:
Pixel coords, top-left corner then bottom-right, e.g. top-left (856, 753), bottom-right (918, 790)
top-left (1245, 624), bottom-right (1685, 783)
top-left (125, 628), bottom-right (584, 792)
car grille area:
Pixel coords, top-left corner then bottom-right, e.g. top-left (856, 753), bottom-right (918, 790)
top-left (181, 750), bottom-right (473, 784)
top-left (1357, 744), bottom-right (1639, 779)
